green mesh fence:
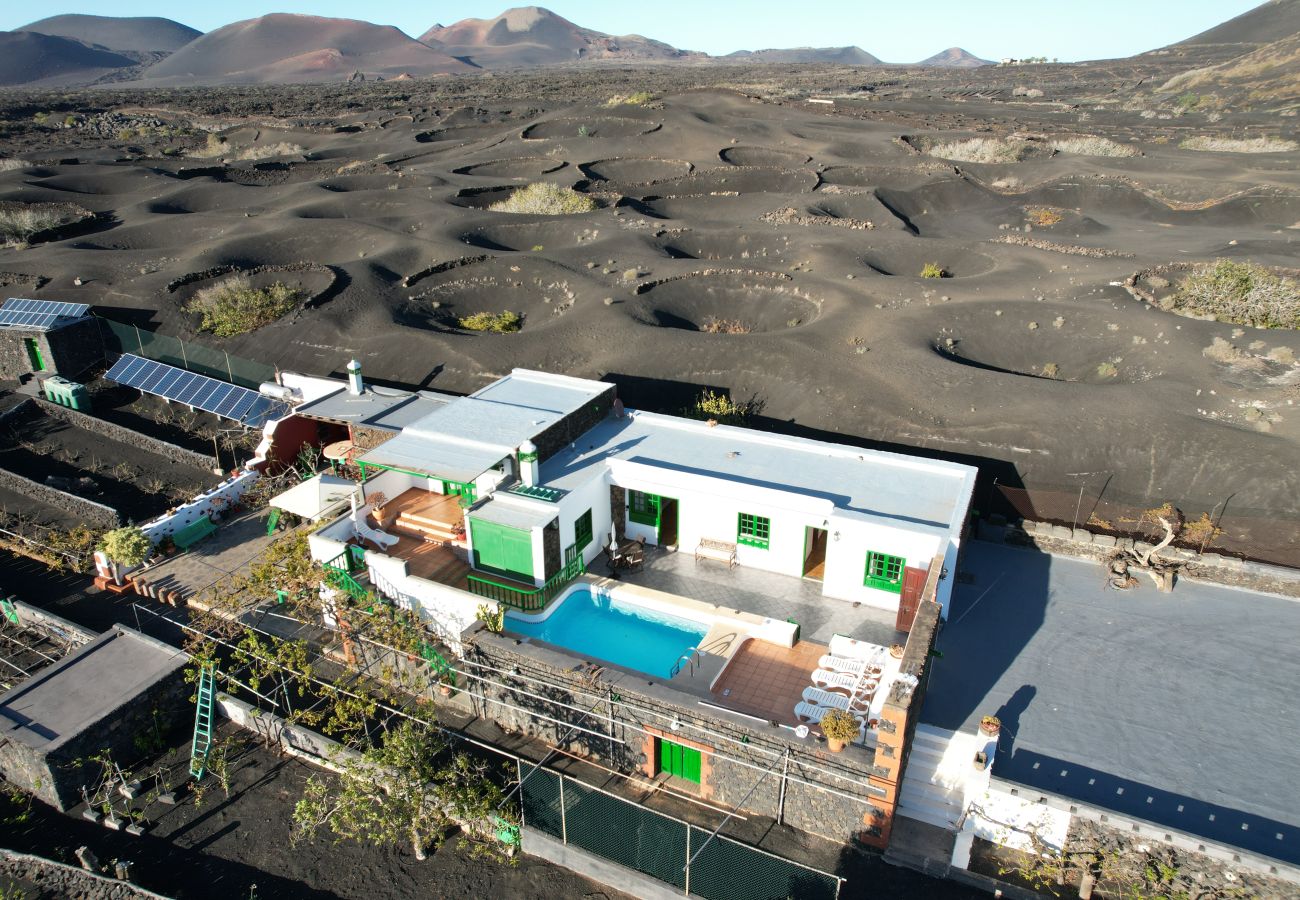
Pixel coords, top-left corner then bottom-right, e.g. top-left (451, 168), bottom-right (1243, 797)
top-left (519, 769), bottom-right (840, 900)
top-left (98, 318), bottom-right (276, 389)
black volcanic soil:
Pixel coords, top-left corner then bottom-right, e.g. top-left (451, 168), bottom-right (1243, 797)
top-left (0, 67), bottom-right (1296, 544)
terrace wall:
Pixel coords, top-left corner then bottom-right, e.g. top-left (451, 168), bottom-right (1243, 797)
top-left (35, 397), bottom-right (215, 470)
top-left (0, 463), bottom-right (119, 529)
top-left (529, 384), bottom-right (616, 463)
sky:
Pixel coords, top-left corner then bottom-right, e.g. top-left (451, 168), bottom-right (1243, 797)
top-left (2, 1), bottom-right (1265, 62)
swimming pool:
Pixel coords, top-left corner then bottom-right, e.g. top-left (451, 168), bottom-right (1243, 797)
top-left (505, 586), bottom-right (710, 678)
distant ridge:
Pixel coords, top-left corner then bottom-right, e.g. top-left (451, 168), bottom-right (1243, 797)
top-left (420, 6), bottom-right (703, 67)
top-left (1174, 0), bottom-right (1300, 46)
top-left (917, 47), bottom-right (991, 68)
top-left (0, 31), bottom-right (135, 86)
top-left (140, 14), bottom-right (473, 85)
top-left (18, 14), bottom-right (201, 54)
top-left (724, 46), bottom-right (883, 65)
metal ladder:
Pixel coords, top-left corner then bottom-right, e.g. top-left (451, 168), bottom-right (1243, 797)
top-left (189, 664), bottom-right (216, 779)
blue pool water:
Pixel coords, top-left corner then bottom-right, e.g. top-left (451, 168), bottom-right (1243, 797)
top-left (505, 588), bottom-right (709, 678)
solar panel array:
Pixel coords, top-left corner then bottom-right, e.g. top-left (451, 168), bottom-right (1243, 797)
top-left (106, 354), bottom-right (289, 427)
top-left (0, 298), bottom-right (92, 330)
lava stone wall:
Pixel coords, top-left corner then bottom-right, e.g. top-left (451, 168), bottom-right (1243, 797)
top-left (530, 384), bottom-right (616, 463)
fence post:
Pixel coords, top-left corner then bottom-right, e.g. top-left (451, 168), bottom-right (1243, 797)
top-left (225, 351), bottom-right (234, 383)
top-left (133, 324), bottom-right (143, 355)
top-left (181, 339), bottom-right (188, 369)
top-left (558, 774), bottom-right (567, 845)
top-left (515, 758), bottom-right (525, 827)
top-left (777, 748), bottom-right (790, 825)
top-left (683, 826), bottom-right (691, 896)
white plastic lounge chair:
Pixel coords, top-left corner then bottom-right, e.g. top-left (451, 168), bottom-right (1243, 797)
top-left (817, 654), bottom-right (866, 675)
top-left (802, 686), bottom-right (852, 709)
top-left (795, 701), bottom-right (833, 723)
top-left (811, 668), bottom-right (860, 692)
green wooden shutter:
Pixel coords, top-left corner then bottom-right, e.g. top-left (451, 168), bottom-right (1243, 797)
top-left (470, 519), bottom-right (534, 582)
top-left (659, 739), bottom-right (701, 784)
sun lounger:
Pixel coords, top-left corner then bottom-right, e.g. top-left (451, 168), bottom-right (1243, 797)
top-left (802, 686), bottom-right (853, 709)
top-left (795, 701), bottom-right (835, 723)
top-left (817, 654), bottom-right (868, 675)
top-left (811, 668), bottom-right (859, 691)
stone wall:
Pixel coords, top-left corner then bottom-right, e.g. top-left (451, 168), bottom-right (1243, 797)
top-left (351, 424), bottom-right (395, 451)
top-left (0, 849), bottom-right (171, 900)
top-left (0, 318), bottom-right (104, 381)
top-left (461, 630), bottom-right (885, 842)
top-left (609, 485), bottom-right (626, 541)
top-left (1006, 521), bottom-right (1300, 599)
top-left (530, 384), bottom-right (616, 463)
top-left (0, 461), bottom-right (120, 529)
top-left (35, 397), bottom-right (215, 470)
top-left (542, 518), bottom-right (561, 578)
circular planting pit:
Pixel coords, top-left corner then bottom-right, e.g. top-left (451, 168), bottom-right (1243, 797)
top-left (656, 231), bottom-right (794, 262)
top-left (648, 167), bottom-right (819, 198)
top-left (719, 146), bottom-right (812, 167)
top-left (579, 157), bottom-right (693, 184)
top-left (1130, 261), bottom-right (1300, 328)
top-left (399, 257), bottom-right (578, 334)
top-left (453, 157), bottom-right (567, 179)
top-left (629, 271), bottom-right (818, 333)
top-left (933, 304), bottom-right (1157, 384)
top-left (860, 243), bottom-right (995, 278)
top-left (167, 263), bottom-right (338, 315)
top-left (415, 123), bottom-right (506, 144)
top-left (522, 118), bottom-right (661, 141)
top-left (459, 220), bottom-right (606, 252)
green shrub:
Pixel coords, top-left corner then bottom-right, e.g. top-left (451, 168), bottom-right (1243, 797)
top-left (32, 112), bottom-right (49, 125)
top-left (185, 276), bottom-right (303, 337)
top-left (458, 310), bottom-right (521, 333)
top-left (1169, 260), bottom-right (1298, 329)
top-left (99, 525), bottom-right (151, 566)
top-left (920, 262), bottom-right (947, 278)
top-left (682, 390), bottom-right (751, 426)
top-left (488, 182), bottom-right (597, 215)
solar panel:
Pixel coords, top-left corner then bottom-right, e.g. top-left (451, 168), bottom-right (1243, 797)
top-left (0, 309), bottom-right (65, 329)
top-left (105, 353), bottom-right (289, 426)
top-left (2, 298), bottom-right (90, 319)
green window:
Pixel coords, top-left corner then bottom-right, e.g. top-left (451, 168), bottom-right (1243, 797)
top-left (628, 490), bottom-right (661, 527)
top-left (736, 512), bottom-right (770, 549)
top-left (659, 738), bottom-right (701, 784)
top-left (864, 551), bottom-right (905, 592)
top-left (24, 338), bottom-right (45, 372)
top-left (574, 508), bottom-right (593, 552)
top-left (469, 519), bottom-right (534, 583)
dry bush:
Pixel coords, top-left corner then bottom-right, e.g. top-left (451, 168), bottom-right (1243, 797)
top-left (1173, 260), bottom-right (1298, 329)
top-left (0, 206), bottom-right (70, 245)
top-left (458, 310), bottom-right (521, 333)
top-left (1202, 337), bottom-right (1255, 364)
top-left (0, 159), bottom-right (29, 172)
top-left (1180, 135), bottom-right (1298, 153)
top-left (232, 142), bottom-right (306, 161)
top-left (699, 317), bottom-right (751, 334)
top-left (185, 276), bottom-right (303, 337)
top-left (488, 182), bottom-right (597, 215)
top-left (606, 92), bottom-right (656, 106)
top-left (927, 138), bottom-right (1043, 163)
top-left (1025, 207), bottom-right (1064, 227)
top-left (1048, 136), bottom-right (1139, 157)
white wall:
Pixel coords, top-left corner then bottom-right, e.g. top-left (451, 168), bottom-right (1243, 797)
top-left (822, 515), bottom-right (943, 610)
top-left (362, 468), bottom-right (429, 504)
top-left (554, 471), bottom-right (612, 569)
top-left (366, 551), bottom-right (492, 655)
top-left (141, 470), bottom-right (261, 543)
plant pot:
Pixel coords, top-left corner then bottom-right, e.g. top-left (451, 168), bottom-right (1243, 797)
top-left (889, 644), bottom-right (904, 659)
top-left (438, 684), bottom-right (453, 697)
top-left (826, 737), bottom-right (846, 753)
top-left (979, 717), bottom-right (1001, 737)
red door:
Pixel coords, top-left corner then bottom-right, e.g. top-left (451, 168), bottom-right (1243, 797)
top-left (895, 566), bottom-right (928, 632)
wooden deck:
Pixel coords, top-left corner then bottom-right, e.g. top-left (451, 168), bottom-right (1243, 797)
top-left (382, 535), bottom-right (471, 588)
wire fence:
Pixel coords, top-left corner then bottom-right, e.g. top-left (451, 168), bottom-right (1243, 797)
top-left (989, 482), bottom-right (1300, 570)
top-left (98, 318), bottom-right (276, 389)
top-left (519, 765), bottom-right (842, 900)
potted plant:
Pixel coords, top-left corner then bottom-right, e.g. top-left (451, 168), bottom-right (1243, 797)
top-left (436, 672), bottom-right (454, 697)
top-left (368, 491), bottom-right (388, 520)
top-left (820, 708), bottom-right (859, 753)
top-left (98, 526), bottom-right (152, 586)
top-left (889, 643), bottom-right (905, 659)
top-left (980, 715), bottom-right (1002, 737)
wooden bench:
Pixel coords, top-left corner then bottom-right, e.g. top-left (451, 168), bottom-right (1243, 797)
top-left (695, 538), bottom-right (737, 569)
top-left (173, 516), bottom-right (217, 551)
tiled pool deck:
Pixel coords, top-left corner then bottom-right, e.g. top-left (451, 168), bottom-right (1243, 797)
top-left (611, 547), bottom-right (904, 648)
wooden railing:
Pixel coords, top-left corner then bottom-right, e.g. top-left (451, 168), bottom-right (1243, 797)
top-left (466, 556), bottom-right (585, 611)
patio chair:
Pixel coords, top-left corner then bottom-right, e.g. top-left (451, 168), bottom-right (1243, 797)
top-left (811, 668), bottom-right (859, 692)
top-left (794, 702), bottom-right (867, 736)
top-left (802, 686), bottom-right (852, 710)
top-left (817, 653), bottom-right (867, 675)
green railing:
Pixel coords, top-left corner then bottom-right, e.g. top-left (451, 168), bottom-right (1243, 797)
top-left (420, 640), bottom-right (456, 687)
top-left (323, 549), bottom-right (372, 603)
top-left (466, 556), bottom-right (585, 612)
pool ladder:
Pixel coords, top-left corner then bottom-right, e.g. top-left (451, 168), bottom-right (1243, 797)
top-left (671, 646), bottom-right (703, 678)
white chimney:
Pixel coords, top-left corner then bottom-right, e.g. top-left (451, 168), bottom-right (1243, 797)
top-left (347, 359), bottom-right (364, 395)
top-left (519, 440), bottom-right (539, 487)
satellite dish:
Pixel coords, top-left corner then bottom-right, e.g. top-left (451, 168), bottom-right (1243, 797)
top-left (794, 725), bottom-right (809, 739)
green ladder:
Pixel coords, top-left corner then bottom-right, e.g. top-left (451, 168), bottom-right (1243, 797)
top-left (190, 664), bottom-right (216, 779)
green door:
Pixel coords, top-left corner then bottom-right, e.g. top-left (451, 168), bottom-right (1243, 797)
top-left (659, 738), bottom-right (701, 784)
top-left (23, 338), bottom-right (45, 371)
top-left (470, 518), bottom-right (534, 583)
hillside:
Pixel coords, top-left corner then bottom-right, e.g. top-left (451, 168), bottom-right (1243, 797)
top-left (1161, 31), bottom-right (1300, 106)
top-left (0, 31), bottom-right (135, 86)
top-left (1175, 0), bottom-right (1300, 46)
top-left (724, 47), bottom-right (882, 65)
top-left (17, 14), bottom-right (200, 53)
top-left (420, 6), bottom-right (701, 67)
top-left (917, 47), bottom-right (991, 68)
top-left (140, 14), bottom-right (472, 84)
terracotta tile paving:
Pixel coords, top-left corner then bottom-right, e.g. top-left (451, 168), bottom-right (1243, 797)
top-left (710, 639), bottom-right (831, 727)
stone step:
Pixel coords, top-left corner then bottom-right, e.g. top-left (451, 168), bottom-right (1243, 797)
top-left (394, 515), bottom-right (458, 542)
top-left (900, 778), bottom-right (961, 807)
top-left (896, 795), bottom-right (961, 831)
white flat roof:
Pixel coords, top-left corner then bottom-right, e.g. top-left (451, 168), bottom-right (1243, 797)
top-left (471, 494), bottom-right (557, 531)
top-left (271, 473), bottom-right (356, 520)
top-left (541, 410), bottom-right (977, 531)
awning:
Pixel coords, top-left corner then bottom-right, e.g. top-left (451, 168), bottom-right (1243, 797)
top-left (271, 473), bottom-right (357, 521)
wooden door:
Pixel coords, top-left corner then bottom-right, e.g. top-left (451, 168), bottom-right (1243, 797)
top-left (895, 565), bottom-right (928, 632)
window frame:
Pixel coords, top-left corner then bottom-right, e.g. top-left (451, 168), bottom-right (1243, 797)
top-left (574, 508), bottom-right (593, 552)
top-left (864, 550), bottom-right (905, 593)
top-left (628, 490), bottom-right (661, 527)
top-left (736, 512), bottom-right (771, 549)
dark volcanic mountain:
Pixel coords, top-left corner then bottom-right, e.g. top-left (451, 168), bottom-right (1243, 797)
top-left (917, 47), bottom-right (991, 67)
top-left (0, 30), bottom-right (135, 86)
top-left (724, 46), bottom-right (882, 65)
top-left (140, 14), bottom-right (473, 85)
top-left (1175, 0), bottom-right (1300, 46)
top-left (420, 6), bottom-right (702, 67)
top-left (17, 14), bottom-right (200, 53)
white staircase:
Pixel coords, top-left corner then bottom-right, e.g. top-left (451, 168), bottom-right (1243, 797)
top-left (897, 724), bottom-right (992, 832)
